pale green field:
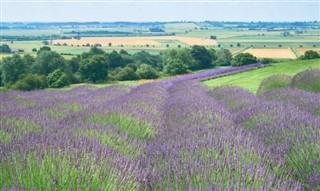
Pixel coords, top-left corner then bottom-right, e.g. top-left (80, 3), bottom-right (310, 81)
top-left (164, 23), bottom-right (201, 33)
top-left (203, 58), bottom-right (320, 92)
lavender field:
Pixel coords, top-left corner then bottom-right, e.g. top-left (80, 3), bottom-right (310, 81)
top-left (0, 66), bottom-right (319, 190)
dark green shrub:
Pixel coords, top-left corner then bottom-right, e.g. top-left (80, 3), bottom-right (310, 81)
top-left (231, 53), bottom-right (257, 66)
top-left (12, 74), bottom-right (47, 91)
top-left (79, 55), bottom-right (108, 83)
top-left (214, 49), bottom-right (232, 66)
top-left (136, 64), bottom-right (159, 79)
top-left (47, 69), bottom-right (69, 88)
top-left (114, 66), bottom-right (139, 81)
top-left (0, 44), bottom-right (11, 53)
top-left (301, 50), bottom-right (320, 60)
top-left (163, 59), bottom-right (189, 75)
top-left (259, 58), bottom-right (274, 64)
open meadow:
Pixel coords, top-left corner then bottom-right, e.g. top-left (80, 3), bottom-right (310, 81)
top-left (203, 58), bottom-right (320, 92)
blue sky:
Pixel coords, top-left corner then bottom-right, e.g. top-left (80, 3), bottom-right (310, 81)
top-left (1, 1), bottom-right (319, 22)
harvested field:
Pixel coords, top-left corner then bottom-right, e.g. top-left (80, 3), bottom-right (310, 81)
top-left (53, 37), bottom-right (161, 46)
top-left (52, 36), bottom-right (217, 47)
top-left (228, 48), bottom-right (243, 54)
top-left (222, 39), bottom-right (317, 42)
top-left (154, 36), bottom-right (217, 45)
top-left (244, 48), bottom-right (297, 59)
top-left (0, 54), bottom-right (15, 59)
top-left (296, 48), bottom-right (320, 56)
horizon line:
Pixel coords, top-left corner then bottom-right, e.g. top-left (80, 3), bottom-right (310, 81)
top-left (1, 20), bottom-right (319, 23)
top-left (2, 0), bottom-right (319, 2)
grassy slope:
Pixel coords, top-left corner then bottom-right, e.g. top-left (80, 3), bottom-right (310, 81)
top-left (203, 58), bottom-right (320, 93)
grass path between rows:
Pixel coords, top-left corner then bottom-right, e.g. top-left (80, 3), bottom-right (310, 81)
top-left (203, 58), bottom-right (320, 92)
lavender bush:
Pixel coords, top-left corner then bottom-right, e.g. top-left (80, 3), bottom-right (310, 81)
top-left (257, 74), bottom-right (292, 95)
top-left (210, 86), bottom-right (320, 190)
top-left (1, 64), bottom-right (318, 190)
top-left (262, 88), bottom-right (320, 116)
top-left (292, 68), bottom-right (320, 92)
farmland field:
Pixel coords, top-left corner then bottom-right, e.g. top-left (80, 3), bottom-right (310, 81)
top-left (228, 48), bottom-right (244, 54)
top-left (296, 47), bottom-right (320, 56)
top-left (203, 58), bottom-right (320, 92)
top-left (52, 36), bottom-right (217, 47)
top-left (2, 22), bottom-right (319, 57)
top-left (243, 47), bottom-right (297, 59)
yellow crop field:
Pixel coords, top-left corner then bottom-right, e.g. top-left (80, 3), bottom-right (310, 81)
top-left (53, 37), bottom-right (161, 46)
top-left (296, 48), bottom-right (320, 56)
top-left (228, 48), bottom-right (243, 54)
top-left (0, 53), bottom-right (16, 59)
top-left (244, 48), bottom-right (297, 59)
top-left (52, 36), bottom-right (217, 47)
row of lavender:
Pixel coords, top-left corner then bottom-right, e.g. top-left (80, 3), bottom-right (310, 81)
top-left (209, 69), bottom-right (320, 190)
top-left (1, 65), bottom-right (319, 190)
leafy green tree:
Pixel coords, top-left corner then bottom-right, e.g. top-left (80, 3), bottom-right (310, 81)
top-left (106, 51), bottom-right (125, 69)
top-left (136, 64), bottom-right (159, 79)
top-left (79, 55), bottom-right (108, 82)
top-left (119, 49), bottom-right (129, 55)
top-left (0, 44), bottom-right (11, 53)
top-left (47, 69), bottom-right (69, 88)
top-left (210, 35), bottom-right (217, 40)
top-left (90, 46), bottom-right (105, 54)
top-left (214, 49), bottom-right (232, 66)
top-left (42, 40), bottom-right (49, 45)
top-left (37, 46), bottom-right (51, 54)
top-left (231, 53), bottom-right (257, 66)
top-left (23, 54), bottom-right (35, 67)
top-left (1, 54), bottom-right (29, 85)
top-left (114, 66), bottom-right (139, 81)
top-left (126, 63), bottom-right (138, 72)
top-left (108, 67), bottom-right (122, 81)
top-left (12, 74), bottom-right (47, 91)
top-left (161, 48), bottom-right (196, 70)
top-left (64, 68), bottom-right (80, 84)
top-left (32, 51), bottom-right (66, 75)
top-left (302, 50), bottom-right (320, 60)
top-left (67, 57), bottom-right (80, 73)
top-left (164, 58), bottom-right (189, 75)
top-left (133, 51), bottom-right (162, 70)
top-left (81, 47), bottom-right (105, 59)
top-left (120, 50), bottom-right (135, 66)
top-left (191, 45), bottom-right (216, 69)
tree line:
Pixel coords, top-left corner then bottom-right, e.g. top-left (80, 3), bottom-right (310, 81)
top-left (3, 44), bottom-right (301, 91)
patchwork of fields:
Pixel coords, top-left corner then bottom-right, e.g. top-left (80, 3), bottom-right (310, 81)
top-left (2, 22), bottom-right (319, 57)
top-left (52, 36), bottom-right (217, 47)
